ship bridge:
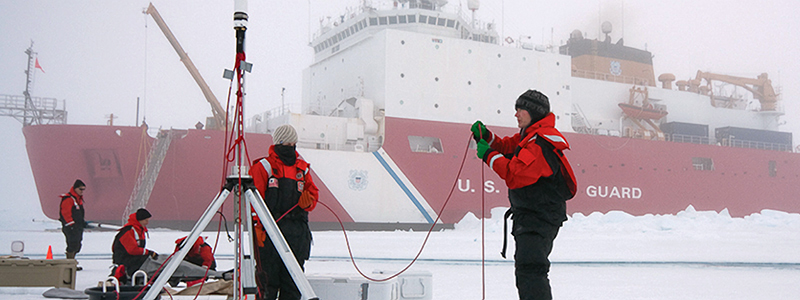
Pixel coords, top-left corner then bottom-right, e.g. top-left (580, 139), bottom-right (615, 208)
top-left (311, 0), bottom-right (498, 62)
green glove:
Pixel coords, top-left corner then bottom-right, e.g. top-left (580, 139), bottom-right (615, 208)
top-left (476, 139), bottom-right (491, 160)
top-left (470, 121), bottom-right (491, 142)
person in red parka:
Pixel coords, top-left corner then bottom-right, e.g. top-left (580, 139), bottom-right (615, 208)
top-left (112, 208), bottom-right (158, 283)
top-left (59, 179), bottom-right (87, 261)
top-left (471, 90), bottom-right (577, 300)
top-left (249, 124), bottom-right (319, 300)
top-left (174, 236), bottom-right (216, 270)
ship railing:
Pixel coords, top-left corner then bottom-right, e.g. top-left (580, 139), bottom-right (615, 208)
top-left (572, 69), bottom-right (650, 86)
top-left (667, 134), bottom-right (710, 145)
top-left (720, 138), bottom-right (793, 152)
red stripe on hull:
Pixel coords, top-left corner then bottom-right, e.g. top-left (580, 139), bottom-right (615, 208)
top-left (382, 117), bottom-right (800, 221)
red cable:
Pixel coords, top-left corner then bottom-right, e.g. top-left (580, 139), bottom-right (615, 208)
top-left (316, 133), bottom-right (475, 282)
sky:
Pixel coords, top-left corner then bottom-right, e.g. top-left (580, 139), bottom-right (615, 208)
top-left (1, 0), bottom-right (799, 215)
top-left (1, 206), bottom-right (799, 299)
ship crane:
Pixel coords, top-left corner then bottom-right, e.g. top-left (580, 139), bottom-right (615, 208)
top-left (688, 71), bottom-right (778, 111)
top-left (145, 2), bottom-right (228, 129)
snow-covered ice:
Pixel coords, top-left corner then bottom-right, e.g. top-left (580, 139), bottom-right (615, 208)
top-left (2, 205), bottom-right (800, 299)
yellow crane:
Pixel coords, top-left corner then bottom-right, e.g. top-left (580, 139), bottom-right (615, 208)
top-left (145, 2), bottom-right (228, 129)
top-left (688, 71), bottom-right (779, 111)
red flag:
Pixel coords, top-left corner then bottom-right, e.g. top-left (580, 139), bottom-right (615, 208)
top-left (35, 58), bottom-right (45, 73)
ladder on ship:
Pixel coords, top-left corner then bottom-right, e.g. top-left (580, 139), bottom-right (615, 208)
top-left (122, 129), bottom-right (182, 224)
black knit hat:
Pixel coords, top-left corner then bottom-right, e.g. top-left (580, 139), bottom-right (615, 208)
top-left (135, 208), bottom-right (152, 221)
top-left (515, 89), bottom-right (550, 121)
top-left (73, 179), bottom-right (86, 189)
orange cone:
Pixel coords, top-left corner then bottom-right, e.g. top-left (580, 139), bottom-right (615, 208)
top-left (46, 245), bottom-right (53, 259)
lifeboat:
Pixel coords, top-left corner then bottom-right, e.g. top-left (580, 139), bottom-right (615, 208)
top-left (618, 102), bottom-right (668, 119)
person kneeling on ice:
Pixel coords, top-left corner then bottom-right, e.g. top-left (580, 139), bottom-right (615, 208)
top-left (471, 90), bottom-right (577, 300)
top-left (174, 236), bottom-right (217, 270)
top-left (111, 208), bottom-right (158, 284)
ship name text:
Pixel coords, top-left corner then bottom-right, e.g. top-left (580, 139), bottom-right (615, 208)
top-left (586, 185), bottom-right (642, 199)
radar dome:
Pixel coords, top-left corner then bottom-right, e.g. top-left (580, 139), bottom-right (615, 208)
top-left (468, 0), bottom-right (480, 10)
top-left (601, 21), bottom-right (612, 34)
top-left (570, 30), bottom-right (583, 40)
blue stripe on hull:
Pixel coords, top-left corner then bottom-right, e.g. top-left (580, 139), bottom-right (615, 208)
top-left (372, 151), bottom-right (434, 223)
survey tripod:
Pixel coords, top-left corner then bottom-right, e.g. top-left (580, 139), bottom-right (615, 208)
top-left (143, 1), bottom-right (317, 299)
top-left (142, 176), bottom-right (318, 300)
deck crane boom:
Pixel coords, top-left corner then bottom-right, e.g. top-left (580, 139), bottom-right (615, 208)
top-left (145, 2), bottom-right (227, 129)
top-left (688, 71), bottom-right (779, 111)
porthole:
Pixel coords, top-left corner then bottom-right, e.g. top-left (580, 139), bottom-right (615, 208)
top-left (497, 53), bottom-right (502, 58)
top-left (523, 57), bottom-right (527, 61)
top-left (467, 107), bottom-right (472, 111)
top-left (435, 77), bottom-right (439, 82)
top-left (401, 40), bottom-right (405, 45)
top-left (435, 45), bottom-right (439, 49)
top-left (400, 100), bottom-right (405, 105)
top-left (556, 62), bottom-right (560, 66)
top-left (497, 84), bottom-right (502, 89)
top-left (434, 104), bottom-right (439, 108)
top-left (467, 81), bottom-right (471, 85)
top-left (400, 73), bottom-right (405, 78)
top-left (496, 109), bottom-right (501, 114)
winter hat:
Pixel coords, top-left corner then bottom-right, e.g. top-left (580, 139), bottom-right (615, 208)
top-left (73, 179), bottom-right (86, 189)
top-left (272, 124), bottom-right (298, 145)
top-left (515, 89), bottom-right (550, 121)
top-left (135, 208), bottom-right (152, 221)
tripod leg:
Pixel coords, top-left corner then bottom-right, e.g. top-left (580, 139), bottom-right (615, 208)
top-left (245, 189), bottom-right (318, 300)
top-left (142, 188), bottom-right (232, 300)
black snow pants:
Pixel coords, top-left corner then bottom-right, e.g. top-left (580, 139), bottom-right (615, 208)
top-left (62, 224), bottom-right (84, 254)
top-left (257, 218), bottom-right (311, 300)
top-left (512, 212), bottom-right (561, 300)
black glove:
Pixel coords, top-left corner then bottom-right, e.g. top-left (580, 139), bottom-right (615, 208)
top-left (147, 250), bottom-right (158, 260)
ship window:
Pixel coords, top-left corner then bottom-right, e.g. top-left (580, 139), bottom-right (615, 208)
top-left (437, 18), bottom-right (446, 26)
top-left (344, 30), bottom-right (350, 38)
top-left (446, 19), bottom-right (455, 28)
top-left (769, 160), bottom-right (777, 177)
top-left (408, 136), bottom-right (444, 154)
top-left (379, 16), bottom-right (388, 25)
top-left (692, 157), bottom-right (714, 171)
top-left (399, 15), bottom-right (407, 23)
top-left (428, 16), bottom-right (437, 25)
top-left (389, 16), bottom-right (398, 24)
top-left (408, 15), bottom-right (416, 23)
top-left (455, 22), bottom-right (460, 30)
top-left (360, 19), bottom-right (366, 28)
top-left (350, 26), bottom-right (355, 35)
top-left (419, 15), bottom-right (427, 24)
top-left (369, 17), bottom-right (378, 26)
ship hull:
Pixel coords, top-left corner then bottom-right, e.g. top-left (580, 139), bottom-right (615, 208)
top-left (24, 117), bottom-right (800, 229)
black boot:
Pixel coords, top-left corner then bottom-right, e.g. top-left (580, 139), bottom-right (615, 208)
top-left (66, 252), bottom-right (83, 271)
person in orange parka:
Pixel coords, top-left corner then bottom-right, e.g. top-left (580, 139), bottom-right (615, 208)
top-left (59, 179), bottom-right (87, 260)
top-left (249, 124), bottom-right (319, 300)
top-left (112, 208), bottom-right (158, 282)
top-left (174, 236), bottom-right (217, 270)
